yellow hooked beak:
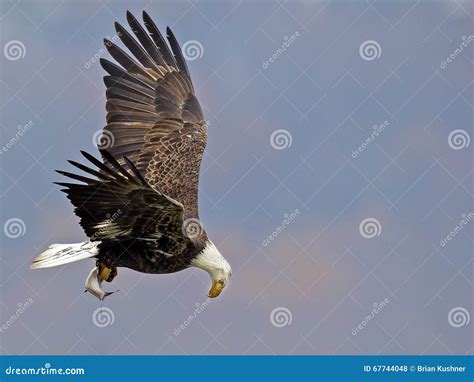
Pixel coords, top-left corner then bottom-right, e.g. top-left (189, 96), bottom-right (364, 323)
top-left (207, 280), bottom-right (224, 298)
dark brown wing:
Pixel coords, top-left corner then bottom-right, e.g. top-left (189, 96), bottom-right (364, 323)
top-left (55, 150), bottom-right (194, 255)
top-left (99, 11), bottom-right (206, 219)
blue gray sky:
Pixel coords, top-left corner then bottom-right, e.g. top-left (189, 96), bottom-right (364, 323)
top-left (0, 0), bottom-right (472, 355)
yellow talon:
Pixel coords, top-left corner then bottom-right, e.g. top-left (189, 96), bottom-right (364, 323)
top-left (98, 262), bottom-right (117, 283)
top-left (108, 267), bottom-right (118, 282)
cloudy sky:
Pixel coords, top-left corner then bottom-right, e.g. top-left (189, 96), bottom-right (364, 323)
top-left (0, 0), bottom-right (472, 355)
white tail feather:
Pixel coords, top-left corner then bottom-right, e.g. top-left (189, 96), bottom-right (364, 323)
top-left (31, 241), bottom-right (99, 269)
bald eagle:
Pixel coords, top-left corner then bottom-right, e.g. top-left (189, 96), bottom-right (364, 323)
top-left (31, 11), bottom-right (232, 300)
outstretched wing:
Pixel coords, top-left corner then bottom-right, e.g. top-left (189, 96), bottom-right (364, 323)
top-left (100, 11), bottom-right (207, 219)
top-left (55, 150), bottom-right (195, 255)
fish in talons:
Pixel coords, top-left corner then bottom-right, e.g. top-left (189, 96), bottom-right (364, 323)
top-left (84, 267), bottom-right (117, 301)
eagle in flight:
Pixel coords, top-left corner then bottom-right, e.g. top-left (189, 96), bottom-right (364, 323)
top-left (31, 11), bottom-right (232, 300)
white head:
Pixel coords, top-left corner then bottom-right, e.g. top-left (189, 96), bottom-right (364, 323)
top-left (191, 240), bottom-right (232, 298)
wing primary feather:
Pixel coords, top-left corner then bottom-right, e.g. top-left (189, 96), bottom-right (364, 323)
top-left (123, 156), bottom-right (148, 185)
top-left (104, 38), bottom-right (154, 80)
top-left (67, 160), bottom-right (111, 180)
top-left (104, 76), bottom-right (155, 99)
top-left (99, 149), bottom-right (135, 180)
top-left (53, 181), bottom-right (86, 189)
top-left (115, 21), bottom-right (158, 70)
top-left (80, 150), bottom-right (117, 177)
top-left (126, 11), bottom-right (166, 67)
top-left (101, 57), bottom-right (125, 77)
top-left (142, 11), bottom-right (175, 67)
top-left (55, 170), bottom-right (99, 185)
top-left (166, 27), bottom-right (193, 91)
top-left (100, 58), bottom-right (155, 90)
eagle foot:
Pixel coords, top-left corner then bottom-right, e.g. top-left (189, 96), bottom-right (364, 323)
top-left (97, 262), bottom-right (117, 283)
top-left (107, 267), bottom-right (118, 282)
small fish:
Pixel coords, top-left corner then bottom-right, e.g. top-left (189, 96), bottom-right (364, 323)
top-left (85, 267), bottom-right (116, 300)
